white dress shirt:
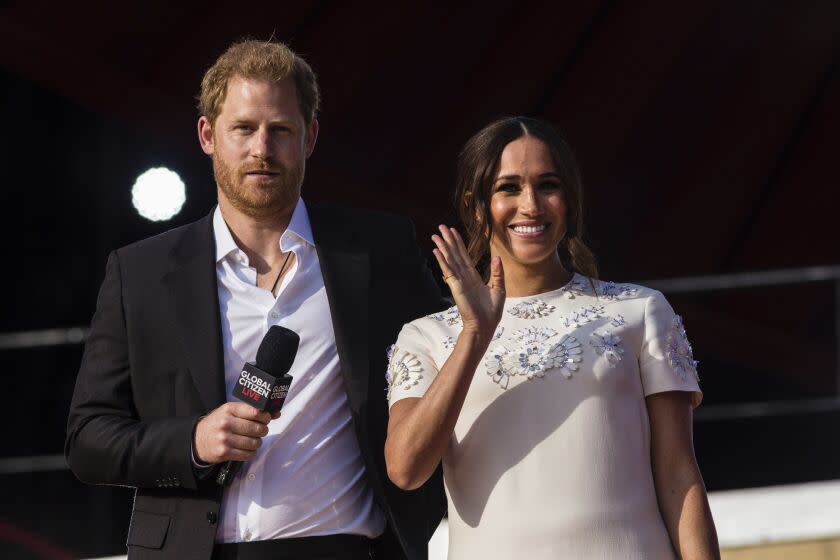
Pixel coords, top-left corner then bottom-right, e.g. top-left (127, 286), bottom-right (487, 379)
top-left (212, 199), bottom-right (385, 543)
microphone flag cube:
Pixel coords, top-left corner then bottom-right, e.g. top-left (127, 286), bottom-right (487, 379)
top-left (231, 363), bottom-right (293, 413)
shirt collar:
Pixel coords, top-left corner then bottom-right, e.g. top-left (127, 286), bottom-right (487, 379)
top-left (284, 197), bottom-right (315, 248)
top-left (213, 197), bottom-right (314, 264)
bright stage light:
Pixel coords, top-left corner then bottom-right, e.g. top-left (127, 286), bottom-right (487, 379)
top-left (131, 167), bottom-right (186, 222)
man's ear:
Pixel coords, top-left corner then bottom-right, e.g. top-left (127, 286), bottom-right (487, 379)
top-left (305, 117), bottom-right (319, 158)
top-left (198, 116), bottom-right (214, 155)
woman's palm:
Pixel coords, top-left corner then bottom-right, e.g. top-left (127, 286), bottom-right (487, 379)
top-left (431, 226), bottom-right (505, 336)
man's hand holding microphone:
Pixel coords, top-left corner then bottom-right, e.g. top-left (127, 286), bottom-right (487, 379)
top-left (192, 325), bottom-right (299, 485)
top-left (194, 402), bottom-right (279, 464)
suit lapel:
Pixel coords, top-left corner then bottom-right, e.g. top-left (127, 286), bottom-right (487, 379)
top-left (162, 213), bottom-right (226, 411)
top-left (310, 206), bottom-right (370, 415)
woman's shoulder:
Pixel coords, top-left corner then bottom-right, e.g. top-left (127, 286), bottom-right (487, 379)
top-left (399, 303), bottom-right (463, 342)
top-left (552, 274), bottom-right (663, 303)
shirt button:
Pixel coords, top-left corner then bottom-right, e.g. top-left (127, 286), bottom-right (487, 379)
top-left (270, 311), bottom-right (279, 319)
top-left (247, 473), bottom-right (256, 481)
top-left (206, 512), bottom-right (217, 525)
top-left (243, 530), bottom-right (252, 541)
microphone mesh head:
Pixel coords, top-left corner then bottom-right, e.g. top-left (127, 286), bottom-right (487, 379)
top-left (256, 325), bottom-right (300, 376)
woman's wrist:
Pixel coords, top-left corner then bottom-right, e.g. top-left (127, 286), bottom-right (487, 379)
top-left (458, 326), bottom-right (496, 348)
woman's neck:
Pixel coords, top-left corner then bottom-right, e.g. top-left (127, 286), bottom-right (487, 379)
top-left (500, 256), bottom-right (572, 297)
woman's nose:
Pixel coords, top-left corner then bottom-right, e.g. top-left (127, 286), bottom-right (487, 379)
top-left (520, 186), bottom-right (542, 215)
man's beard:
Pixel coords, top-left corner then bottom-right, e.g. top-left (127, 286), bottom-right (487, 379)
top-left (213, 153), bottom-right (304, 219)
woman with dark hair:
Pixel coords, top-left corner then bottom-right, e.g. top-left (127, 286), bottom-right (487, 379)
top-left (384, 117), bottom-right (719, 559)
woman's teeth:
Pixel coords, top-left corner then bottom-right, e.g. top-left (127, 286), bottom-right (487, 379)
top-left (512, 224), bottom-right (547, 233)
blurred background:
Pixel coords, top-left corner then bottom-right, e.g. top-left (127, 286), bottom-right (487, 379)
top-left (1, 1), bottom-right (838, 558)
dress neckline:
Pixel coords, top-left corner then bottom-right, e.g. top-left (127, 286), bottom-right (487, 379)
top-left (504, 272), bottom-right (585, 303)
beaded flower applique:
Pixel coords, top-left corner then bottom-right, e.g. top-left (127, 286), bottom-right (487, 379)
top-left (506, 299), bottom-right (556, 319)
top-left (429, 306), bottom-right (463, 327)
top-left (559, 276), bottom-right (591, 299)
top-left (484, 327), bottom-right (582, 389)
top-left (385, 345), bottom-right (424, 399)
top-left (595, 281), bottom-right (639, 301)
top-left (667, 315), bottom-right (699, 381)
top-left (560, 305), bottom-right (608, 329)
top-left (441, 326), bottom-right (503, 351)
top-left (589, 332), bottom-right (624, 364)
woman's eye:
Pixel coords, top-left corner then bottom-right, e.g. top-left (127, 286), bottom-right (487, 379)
top-left (497, 183), bottom-right (519, 193)
top-left (539, 182), bottom-right (562, 191)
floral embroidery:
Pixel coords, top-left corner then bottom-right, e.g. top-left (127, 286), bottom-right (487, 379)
top-left (546, 335), bottom-right (583, 378)
top-left (485, 345), bottom-right (515, 389)
top-left (561, 305), bottom-right (607, 328)
top-left (429, 306), bottom-right (462, 327)
top-left (611, 314), bottom-right (626, 327)
top-left (667, 315), bottom-right (699, 381)
top-left (485, 330), bottom-right (583, 388)
top-left (386, 345), bottom-right (424, 399)
top-left (514, 343), bottom-right (555, 379)
top-left (511, 326), bottom-right (557, 343)
top-left (595, 281), bottom-right (639, 300)
top-left (590, 332), bottom-right (624, 364)
top-left (507, 299), bottom-right (556, 319)
top-left (560, 276), bottom-right (590, 299)
top-left (440, 325), bottom-right (501, 352)
top-left (491, 326), bottom-right (505, 341)
top-left (507, 327), bottom-right (562, 379)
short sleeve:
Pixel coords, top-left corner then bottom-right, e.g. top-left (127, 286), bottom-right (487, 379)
top-left (386, 322), bottom-right (438, 408)
top-left (639, 290), bottom-right (703, 407)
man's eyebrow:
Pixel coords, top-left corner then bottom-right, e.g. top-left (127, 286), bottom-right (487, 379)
top-left (228, 117), bottom-right (297, 126)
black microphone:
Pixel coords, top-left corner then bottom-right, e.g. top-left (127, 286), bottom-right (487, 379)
top-left (216, 325), bottom-right (300, 486)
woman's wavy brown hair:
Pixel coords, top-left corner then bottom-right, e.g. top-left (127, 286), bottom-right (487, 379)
top-left (455, 116), bottom-right (598, 279)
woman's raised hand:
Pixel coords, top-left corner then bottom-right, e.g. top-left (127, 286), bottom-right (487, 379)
top-left (432, 226), bottom-right (505, 338)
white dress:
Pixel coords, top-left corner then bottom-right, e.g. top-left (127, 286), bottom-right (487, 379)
top-left (387, 274), bottom-right (702, 560)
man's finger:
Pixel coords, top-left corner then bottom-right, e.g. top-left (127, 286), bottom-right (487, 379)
top-left (218, 416), bottom-right (268, 437)
top-left (229, 403), bottom-right (272, 424)
top-left (223, 434), bottom-right (263, 452)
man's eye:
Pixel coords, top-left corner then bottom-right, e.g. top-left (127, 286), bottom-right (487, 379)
top-left (235, 125), bottom-right (253, 132)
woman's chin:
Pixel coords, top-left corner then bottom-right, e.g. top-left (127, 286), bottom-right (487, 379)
top-left (502, 251), bottom-right (562, 269)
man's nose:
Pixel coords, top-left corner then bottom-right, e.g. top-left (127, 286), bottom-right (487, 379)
top-left (250, 128), bottom-right (270, 158)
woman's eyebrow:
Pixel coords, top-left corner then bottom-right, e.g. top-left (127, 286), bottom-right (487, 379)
top-left (495, 175), bottom-right (521, 182)
top-left (494, 172), bottom-right (561, 182)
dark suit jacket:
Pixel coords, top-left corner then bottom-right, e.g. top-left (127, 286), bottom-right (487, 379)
top-left (65, 204), bottom-right (447, 560)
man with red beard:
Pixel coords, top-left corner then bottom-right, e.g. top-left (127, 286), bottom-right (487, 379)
top-left (66, 40), bottom-right (445, 560)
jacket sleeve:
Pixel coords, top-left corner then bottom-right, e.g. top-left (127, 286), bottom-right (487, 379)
top-left (65, 250), bottom-right (202, 490)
